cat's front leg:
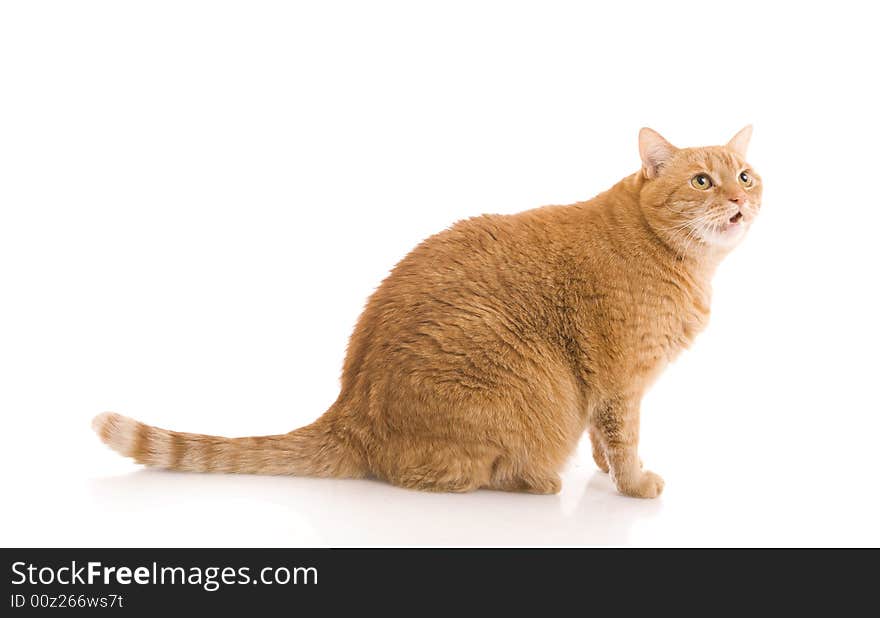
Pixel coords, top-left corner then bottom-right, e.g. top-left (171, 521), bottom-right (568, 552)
top-left (594, 396), bottom-right (664, 499)
top-left (590, 428), bottom-right (644, 474)
top-left (588, 427), bottom-right (610, 473)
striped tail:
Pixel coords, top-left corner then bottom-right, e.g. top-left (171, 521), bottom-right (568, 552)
top-left (91, 412), bottom-right (364, 478)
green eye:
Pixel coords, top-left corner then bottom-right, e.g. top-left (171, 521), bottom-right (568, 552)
top-left (739, 171), bottom-right (754, 187)
top-left (691, 174), bottom-right (713, 190)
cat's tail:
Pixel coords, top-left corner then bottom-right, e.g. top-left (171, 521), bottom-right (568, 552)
top-left (91, 411), bottom-right (365, 478)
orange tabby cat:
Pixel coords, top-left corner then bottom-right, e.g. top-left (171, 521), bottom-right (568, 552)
top-left (93, 127), bottom-right (761, 498)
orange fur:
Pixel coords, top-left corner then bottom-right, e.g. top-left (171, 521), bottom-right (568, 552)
top-left (94, 127), bottom-right (762, 498)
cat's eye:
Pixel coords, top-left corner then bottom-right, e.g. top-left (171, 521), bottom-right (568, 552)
top-left (738, 171), bottom-right (754, 187)
top-left (690, 174), bottom-right (713, 190)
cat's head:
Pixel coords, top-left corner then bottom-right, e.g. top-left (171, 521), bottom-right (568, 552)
top-left (637, 126), bottom-right (762, 255)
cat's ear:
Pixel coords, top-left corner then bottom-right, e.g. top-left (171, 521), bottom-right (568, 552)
top-left (639, 128), bottom-right (678, 179)
top-left (726, 125), bottom-right (753, 157)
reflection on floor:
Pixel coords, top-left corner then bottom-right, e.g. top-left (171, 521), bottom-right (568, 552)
top-left (86, 463), bottom-right (662, 546)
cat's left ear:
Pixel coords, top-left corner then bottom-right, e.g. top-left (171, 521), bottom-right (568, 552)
top-left (639, 128), bottom-right (678, 179)
top-left (726, 125), bottom-right (753, 157)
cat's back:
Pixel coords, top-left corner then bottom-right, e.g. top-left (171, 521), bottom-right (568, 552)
top-left (341, 203), bottom-right (596, 390)
top-left (380, 203), bottom-right (591, 318)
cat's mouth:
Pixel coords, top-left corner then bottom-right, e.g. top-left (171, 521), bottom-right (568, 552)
top-left (719, 211), bottom-right (745, 234)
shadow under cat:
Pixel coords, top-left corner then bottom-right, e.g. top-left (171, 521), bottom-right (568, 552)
top-left (89, 460), bottom-right (662, 546)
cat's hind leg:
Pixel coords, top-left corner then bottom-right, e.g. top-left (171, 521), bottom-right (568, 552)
top-left (381, 443), bottom-right (561, 494)
top-left (390, 467), bottom-right (482, 493)
top-left (487, 458), bottom-right (562, 495)
top-left (382, 441), bottom-right (495, 493)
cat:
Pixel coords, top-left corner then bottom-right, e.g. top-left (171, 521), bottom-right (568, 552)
top-left (93, 127), bottom-right (761, 498)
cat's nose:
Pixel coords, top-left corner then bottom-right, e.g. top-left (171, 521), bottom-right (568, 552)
top-left (728, 193), bottom-right (747, 205)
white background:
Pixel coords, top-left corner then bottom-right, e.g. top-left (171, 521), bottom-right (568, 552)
top-left (1, 1), bottom-right (878, 547)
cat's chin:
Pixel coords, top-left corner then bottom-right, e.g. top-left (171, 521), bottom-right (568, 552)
top-left (699, 220), bottom-right (749, 249)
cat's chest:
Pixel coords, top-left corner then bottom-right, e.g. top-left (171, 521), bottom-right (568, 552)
top-left (632, 293), bottom-right (708, 355)
top-left (593, 277), bottom-right (711, 372)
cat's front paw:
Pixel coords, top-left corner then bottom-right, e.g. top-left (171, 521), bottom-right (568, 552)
top-left (616, 470), bottom-right (664, 499)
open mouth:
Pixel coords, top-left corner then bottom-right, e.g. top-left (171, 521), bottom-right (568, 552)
top-left (715, 211), bottom-right (747, 239)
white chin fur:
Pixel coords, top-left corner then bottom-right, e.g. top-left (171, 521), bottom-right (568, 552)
top-left (699, 222), bottom-right (748, 248)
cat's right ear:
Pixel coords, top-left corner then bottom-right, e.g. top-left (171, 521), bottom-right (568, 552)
top-left (638, 128), bottom-right (678, 179)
